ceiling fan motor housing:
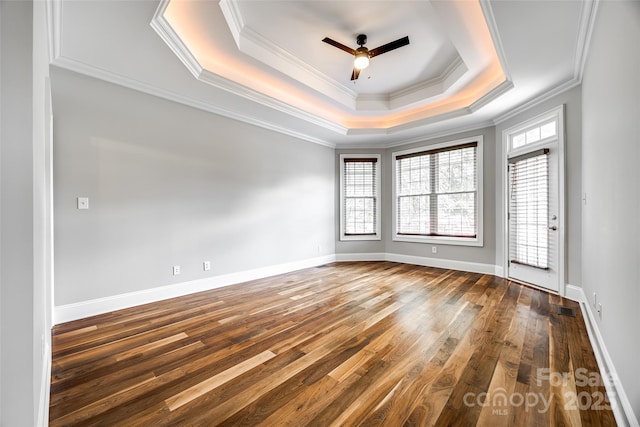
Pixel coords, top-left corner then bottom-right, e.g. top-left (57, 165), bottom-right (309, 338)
top-left (356, 34), bottom-right (367, 46)
top-left (355, 46), bottom-right (369, 56)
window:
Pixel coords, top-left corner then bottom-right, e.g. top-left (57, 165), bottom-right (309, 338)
top-left (508, 149), bottom-right (549, 269)
top-left (511, 119), bottom-right (557, 150)
top-left (340, 154), bottom-right (381, 241)
top-left (392, 137), bottom-right (483, 246)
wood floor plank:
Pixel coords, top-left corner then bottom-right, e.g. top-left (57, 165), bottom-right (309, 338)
top-left (405, 278), bottom-right (513, 426)
top-left (475, 283), bottom-right (531, 426)
top-left (49, 262), bottom-right (617, 426)
top-left (358, 302), bottom-right (482, 426)
top-left (49, 340), bottom-right (206, 414)
top-left (220, 323), bottom-right (386, 425)
top-left (165, 349), bottom-right (277, 411)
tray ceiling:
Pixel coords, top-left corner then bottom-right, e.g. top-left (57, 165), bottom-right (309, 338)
top-left (48, 0), bottom-right (595, 148)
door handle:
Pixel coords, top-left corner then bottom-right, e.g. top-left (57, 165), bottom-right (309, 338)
top-left (549, 226), bottom-right (557, 231)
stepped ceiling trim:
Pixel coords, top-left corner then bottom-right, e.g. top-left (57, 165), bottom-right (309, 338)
top-left (45, 0), bottom-right (598, 148)
top-left (152, 0), bottom-right (510, 134)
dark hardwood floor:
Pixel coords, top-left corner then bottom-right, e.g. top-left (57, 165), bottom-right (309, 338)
top-left (49, 262), bottom-right (616, 426)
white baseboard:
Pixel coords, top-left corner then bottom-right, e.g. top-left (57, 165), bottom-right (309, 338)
top-left (564, 283), bottom-right (583, 302)
top-left (54, 253), bottom-right (497, 323)
top-left (334, 252), bottom-right (386, 262)
top-left (335, 252), bottom-right (497, 275)
top-left (386, 253), bottom-right (496, 274)
top-left (36, 343), bottom-right (51, 427)
top-left (571, 287), bottom-right (639, 427)
top-left (54, 254), bottom-right (336, 324)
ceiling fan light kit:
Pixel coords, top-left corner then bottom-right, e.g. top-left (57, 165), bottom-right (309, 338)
top-left (322, 33), bottom-right (410, 80)
top-left (354, 49), bottom-right (370, 70)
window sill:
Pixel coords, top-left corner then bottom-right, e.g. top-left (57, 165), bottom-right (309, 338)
top-left (340, 235), bottom-right (382, 242)
top-left (393, 234), bottom-right (483, 247)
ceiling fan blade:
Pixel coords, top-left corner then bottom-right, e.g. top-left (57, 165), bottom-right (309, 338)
top-left (351, 68), bottom-right (361, 81)
top-left (322, 37), bottom-right (356, 55)
top-left (369, 36), bottom-right (410, 58)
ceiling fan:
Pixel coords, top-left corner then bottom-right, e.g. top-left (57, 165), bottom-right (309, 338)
top-left (322, 34), bottom-right (410, 81)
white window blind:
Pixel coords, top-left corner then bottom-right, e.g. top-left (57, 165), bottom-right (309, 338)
top-left (509, 149), bottom-right (549, 269)
top-left (396, 142), bottom-right (477, 238)
top-left (343, 158), bottom-right (378, 236)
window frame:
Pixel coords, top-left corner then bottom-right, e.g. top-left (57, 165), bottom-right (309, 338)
top-left (502, 105), bottom-right (565, 290)
top-left (509, 118), bottom-right (558, 152)
top-left (339, 154), bottom-right (382, 241)
top-left (391, 136), bottom-right (483, 247)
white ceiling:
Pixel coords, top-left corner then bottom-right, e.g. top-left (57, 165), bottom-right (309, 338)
top-left (49, 0), bottom-right (595, 148)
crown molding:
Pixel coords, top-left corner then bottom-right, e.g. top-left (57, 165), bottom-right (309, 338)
top-left (328, 55), bottom-right (468, 112)
top-left (494, 0), bottom-right (599, 126)
top-left (51, 48), bottom-right (511, 150)
top-left (51, 56), bottom-right (336, 148)
top-left (197, 70), bottom-right (348, 136)
top-left (51, 50), bottom-right (496, 150)
top-left (46, 0), bottom-right (62, 63)
top-left (150, 4), bottom-right (348, 136)
top-left (386, 120), bottom-right (495, 148)
top-left (338, 119), bottom-right (495, 150)
top-left (479, 0), bottom-right (512, 82)
top-left (238, 25), bottom-right (357, 108)
top-left (469, 79), bottom-right (514, 112)
top-left (151, 0), bottom-right (512, 136)
top-left (574, 0), bottom-right (599, 82)
top-left (359, 77), bottom-right (512, 138)
top-left (493, 76), bottom-right (580, 125)
top-left (220, 0), bottom-right (356, 108)
top-left (148, 0), bottom-right (509, 141)
top-left (391, 56), bottom-right (465, 101)
top-left (47, 0), bottom-right (594, 151)
top-left (382, 56), bottom-right (468, 110)
top-left (218, 0), bottom-right (243, 46)
top-left (150, 0), bottom-right (202, 78)
top-left (219, 0), bottom-right (469, 112)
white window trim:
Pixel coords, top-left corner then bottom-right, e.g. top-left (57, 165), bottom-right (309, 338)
top-left (391, 136), bottom-right (484, 247)
top-left (501, 105), bottom-right (565, 293)
top-left (339, 154), bottom-right (382, 241)
top-left (509, 117), bottom-right (558, 149)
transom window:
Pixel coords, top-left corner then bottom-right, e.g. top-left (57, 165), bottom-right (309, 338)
top-left (392, 137), bottom-right (483, 246)
top-left (511, 119), bottom-right (557, 150)
top-left (339, 154), bottom-right (381, 241)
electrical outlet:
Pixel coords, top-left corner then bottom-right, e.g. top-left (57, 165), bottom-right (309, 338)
top-left (592, 292), bottom-right (597, 307)
top-left (173, 265), bottom-right (181, 276)
top-left (203, 261), bottom-right (211, 271)
top-left (431, 246), bottom-right (437, 254)
top-left (77, 197), bottom-right (89, 210)
top-left (597, 303), bottom-right (602, 320)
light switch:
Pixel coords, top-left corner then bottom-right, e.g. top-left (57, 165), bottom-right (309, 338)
top-left (77, 197), bottom-right (89, 210)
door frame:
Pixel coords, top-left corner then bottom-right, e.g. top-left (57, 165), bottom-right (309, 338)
top-left (501, 105), bottom-right (566, 295)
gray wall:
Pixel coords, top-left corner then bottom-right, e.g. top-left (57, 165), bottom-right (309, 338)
top-left (582, 0), bottom-right (640, 422)
top-left (52, 68), bottom-right (335, 306)
top-left (1, 0), bottom-right (52, 425)
top-left (495, 85), bottom-right (583, 288)
top-left (336, 127), bottom-right (497, 267)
